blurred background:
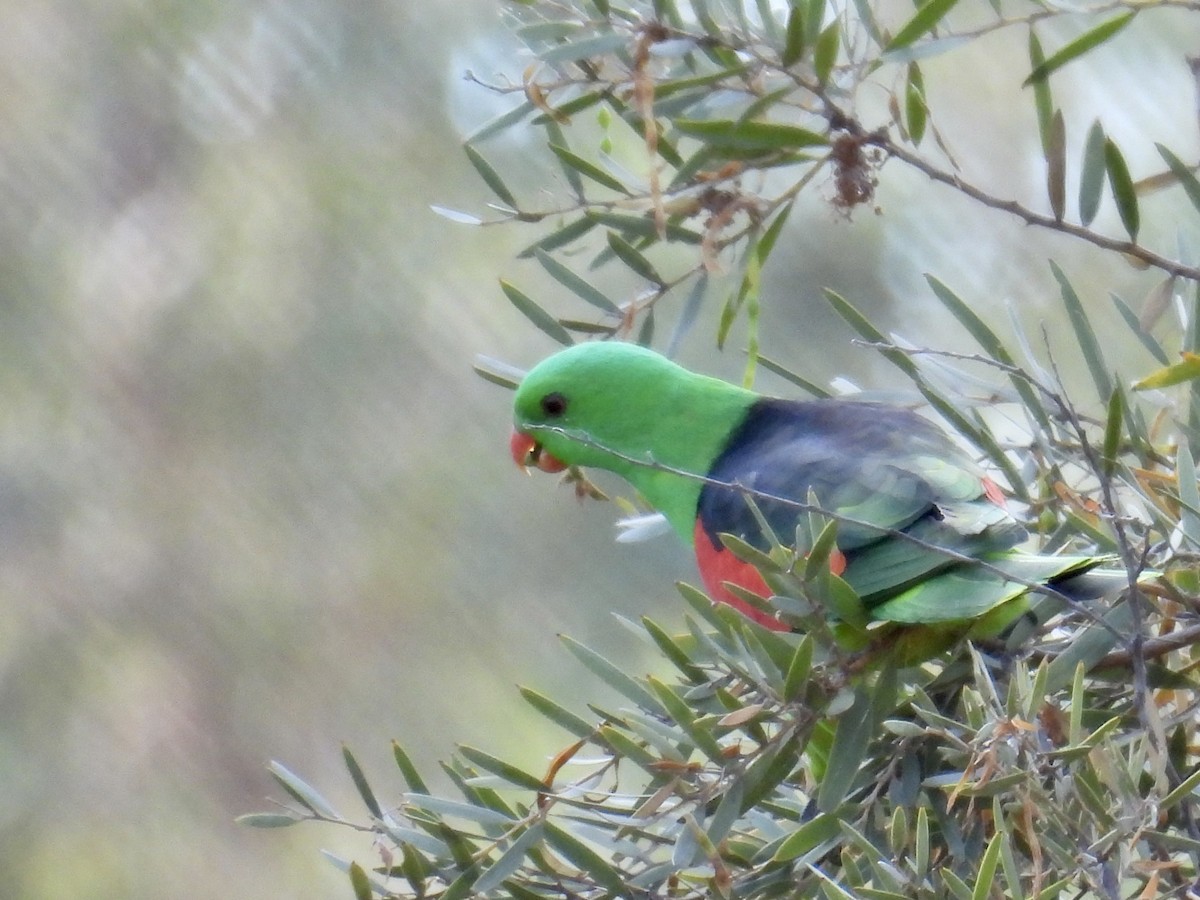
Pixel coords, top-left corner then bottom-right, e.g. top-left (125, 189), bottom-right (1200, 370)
top-left (1, 2), bottom-right (1196, 897)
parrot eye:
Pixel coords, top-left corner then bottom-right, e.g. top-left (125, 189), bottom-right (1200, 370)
top-left (540, 392), bottom-right (568, 418)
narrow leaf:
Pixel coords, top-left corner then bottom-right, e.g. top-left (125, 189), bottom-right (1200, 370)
top-left (269, 760), bottom-right (339, 819)
top-left (905, 63), bottom-right (927, 145)
top-left (1105, 138), bottom-right (1140, 240)
top-left (925, 275), bottom-right (1050, 431)
top-left (402, 793), bottom-right (516, 826)
top-left (561, 634), bottom-right (661, 712)
top-left (642, 617), bottom-right (707, 682)
top-left (500, 280), bottom-right (574, 346)
top-left (473, 823), bottom-right (545, 894)
top-left (1079, 120), bottom-right (1107, 225)
top-left (647, 676), bottom-right (727, 763)
top-left (883, 0), bottom-right (960, 53)
top-left (519, 686), bottom-right (596, 739)
top-left (343, 744), bottom-right (382, 819)
top-left (549, 144), bottom-right (633, 195)
top-left (825, 289), bottom-right (919, 378)
top-left (534, 249), bottom-right (620, 314)
top-left (538, 31), bottom-right (627, 65)
top-left (430, 205), bottom-right (484, 226)
top-left (817, 685), bottom-right (873, 811)
top-left (463, 144), bottom-right (518, 209)
top-left (1023, 12), bottom-right (1136, 86)
top-left (673, 118), bottom-right (827, 152)
top-left (1046, 109), bottom-right (1066, 221)
top-left (1156, 143), bottom-right (1200, 213)
top-left (1051, 261), bottom-right (1112, 401)
top-left (782, 4), bottom-right (807, 66)
top-left (774, 813), bottom-right (841, 861)
top-left (783, 634), bottom-right (815, 702)
top-left (814, 21), bottom-right (840, 87)
top-left (1133, 352), bottom-right (1200, 390)
top-left (236, 812), bottom-right (302, 828)
top-left (465, 100), bottom-right (535, 144)
top-left (544, 823), bottom-right (626, 895)
top-left (392, 741), bottom-right (430, 794)
top-left (458, 745), bottom-right (547, 792)
top-left (970, 833), bottom-right (1004, 900)
top-left (348, 861), bottom-right (372, 900)
top-left (1027, 31), bottom-right (1054, 155)
top-left (606, 232), bottom-right (663, 284)
top-left (1102, 386), bottom-right (1123, 478)
top-left (516, 215), bottom-right (596, 259)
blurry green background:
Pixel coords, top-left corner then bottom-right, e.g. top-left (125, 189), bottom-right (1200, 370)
top-left (1, 2), bottom-right (1196, 897)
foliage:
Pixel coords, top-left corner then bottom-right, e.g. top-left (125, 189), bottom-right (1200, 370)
top-left (247, 1), bottom-right (1200, 897)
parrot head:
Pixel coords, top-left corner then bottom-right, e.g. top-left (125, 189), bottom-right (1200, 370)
top-left (509, 342), bottom-right (677, 475)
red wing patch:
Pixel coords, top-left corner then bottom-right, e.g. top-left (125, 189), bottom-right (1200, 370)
top-left (982, 476), bottom-right (1007, 508)
top-left (693, 521), bottom-right (786, 630)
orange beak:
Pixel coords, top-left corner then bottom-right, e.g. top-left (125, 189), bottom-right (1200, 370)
top-left (510, 430), bottom-right (568, 473)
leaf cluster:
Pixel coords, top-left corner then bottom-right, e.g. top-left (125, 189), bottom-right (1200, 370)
top-left (250, 2), bottom-right (1200, 897)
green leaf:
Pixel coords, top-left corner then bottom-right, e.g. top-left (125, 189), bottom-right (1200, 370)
top-left (774, 812), bottom-right (840, 861)
top-left (758, 354), bottom-right (831, 397)
top-left (1079, 120), bottom-right (1107, 225)
top-left (561, 634), bottom-right (661, 712)
top-left (516, 215), bottom-right (597, 259)
top-left (548, 144), bottom-right (633, 196)
top-left (813, 21), bottom-right (840, 87)
top-left (782, 3), bottom-right (807, 66)
top-left (596, 724), bottom-right (659, 769)
top-left (883, 0), bottom-right (960, 53)
top-left (970, 832), bottom-right (1004, 900)
top-left (500, 280), bottom-right (574, 346)
top-left (641, 617), bottom-right (707, 682)
top-left (647, 676), bottom-right (727, 763)
top-left (458, 745), bottom-right (547, 792)
top-left (348, 861), bottom-right (372, 900)
top-left (905, 63), bottom-right (927, 145)
top-left (544, 823), bottom-right (626, 894)
top-left (1104, 138), bottom-right (1140, 240)
top-left (534, 249), bottom-right (620, 315)
top-left (817, 679), bottom-right (885, 811)
top-left (519, 686), bottom-right (596, 739)
top-left (342, 744), bottom-right (382, 820)
top-left (925, 275), bottom-right (1050, 433)
top-left (465, 100), bottom-right (535, 144)
top-left (587, 210), bottom-right (703, 244)
top-left (1133, 352), bottom-right (1200, 390)
top-left (269, 760), bottom-right (339, 819)
top-left (1051, 261), bottom-right (1112, 402)
top-left (463, 143), bottom-right (518, 209)
top-left (472, 823), bottom-right (545, 894)
top-left (1046, 109), bottom-right (1066, 221)
top-left (1155, 143), bottom-right (1200, 214)
top-left (783, 634), bottom-right (814, 702)
top-left (914, 806), bottom-right (930, 877)
top-left (537, 31), bottom-right (627, 65)
top-left (825, 289), bottom-right (919, 378)
top-left (1023, 12), bottom-right (1136, 86)
top-left (236, 812), bottom-right (302, 828)
top-left (1161, 765), bottom-right (1200, 811)
top-left (1102, 385), bottom-right (1123, 477)
top-left (605, 232), bottom-right (663, 284)
top-left (1027, 30), bottom-right (1054, 156)
top-left (392, 741), bottom-right (430, 795)
top-left (673, 118), bottom-right (827, 152)
top-left (402, 793), bottom-right (517, 826)
top-left (1177, 436), bottom-right (1200, 548)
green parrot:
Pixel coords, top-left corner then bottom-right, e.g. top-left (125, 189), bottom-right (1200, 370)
top-left (509, 341), bottom-right (1116, 635)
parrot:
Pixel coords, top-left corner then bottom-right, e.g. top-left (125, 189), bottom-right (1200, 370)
top-left (509, 341), bottom-right (1116, 636)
